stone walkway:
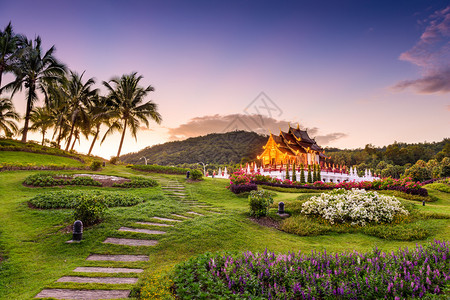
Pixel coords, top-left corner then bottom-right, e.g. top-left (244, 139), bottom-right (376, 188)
top-left (35, 178), bottom-right (219, 299)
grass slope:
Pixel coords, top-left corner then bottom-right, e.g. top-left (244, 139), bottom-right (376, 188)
top-left (0, 164), bottom-right (448, 299)
top-left (0, 151), bottom-right (84, 167)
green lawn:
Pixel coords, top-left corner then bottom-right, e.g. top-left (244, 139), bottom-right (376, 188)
top-left (0, 151), bottom-right (84, 167)
top-left (0, 167), bottom-right (448, 299)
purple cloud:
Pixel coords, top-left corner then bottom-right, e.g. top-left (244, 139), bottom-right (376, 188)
top-left (392, 6), bottom-right (450, 94)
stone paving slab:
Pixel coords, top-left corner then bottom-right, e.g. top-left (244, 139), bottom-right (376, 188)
top-left (103, 238), bottom-right (158, 246)
top-left (153, 216), bottom-right (182, 222)
top-left (171, 214), bottom-right (189, 219)
top-left (119, 227), bottom-right (166, 235)
top-left (57, 276), bottom-right (139, 284)
top-left (187, 211), bottom-right (203, 216)
top-left (35, 289), bottom-right (130, 299)
top-left (74, 267), bottom-right (144, 273)
top-left (86, 254), bottom-right (149, 261)
top-left (136, 221), bottom-right (174, 227)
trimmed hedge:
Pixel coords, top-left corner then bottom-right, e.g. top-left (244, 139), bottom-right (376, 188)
top-left (229, 184), bottom-right (257, 194)
top-left (112, 177), bottom-right (158, 188)
top-left (130, 164), bottom-right (191, 175)
top-left (29, 190), bottom-right (144, 209)
top-left (24, 173), bottom-right (101, 187)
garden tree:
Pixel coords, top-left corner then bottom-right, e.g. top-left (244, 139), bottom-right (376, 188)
top-left (317, 164), bottom-right (321, 181)
top-left (292, 162), bottom-right (297, 181)
top-left (404, 160), bottom-right (431, 182)
top-left (307, 164), bottom-right (312, 183)
top-left (312, 164), bottom-right (317, 182)
top-left (285, 161), bottom-right (290, 180)
top-left (3, 36), bottom-right (66, 142)
top-left (87, 95), bottom-right (120, 155)
top-left (299, 163), bottom-right (306, 183)
top-left (380, 164), bottom-right (404, 179)
top-left (61, 71), bottom-right (97, 151)
top-left (0, 22), bottom-right (24, 89)
top-left (0, 97), bottom-right (19, 137)
top-left (29, 106), bottom-right (53, 145)
top-left (103, 72), bottom-right (162, 158)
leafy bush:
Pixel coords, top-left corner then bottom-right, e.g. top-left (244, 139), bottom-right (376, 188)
top-left (23, 173), bottom-right (101, 187)
top-left (302, 189), bottom-right (409, 226)
top-left (29, 190), bottom-right (144, 209)
top-left (109, 156), bottom-right (118, 165)
top-left (248, 190), bottom-right (273, 218)
top-left (426, 182), bottom-right (450, 193)
top-left (112, 177), bottom-right (158, 188)
top-left (229, 183), bottom-right (257, 194)
top-left (190, 169), bottom-right (203, 180)
top-left (172, 240), bottom-right (450, 299)
top-left (90, 160), bottom-right (102, 171)
top-left (73, 194), bottom-right (106, 226)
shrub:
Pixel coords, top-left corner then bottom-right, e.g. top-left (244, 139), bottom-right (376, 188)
top-left (131, 164), bottom-right (191, 175)
top-left (112, 177), bottom-right (158, 188)
top-left (29, 190), bottom-right (144, 209)
top-left (426, 182), bottom-right (450, 193)
top-left (190, 169), bottom-right (203, 180)
top-left (23, 173), bottom-right (102, 187)
top-left (109, 156), bottom-right (118, 165)
top-left (229, 183), bottom-right (257, 194)
top-left (73, 194), bottom-right (106, 226)
top-left (248, 190), bottom-right (273, 218)
top-left (90, 160), bottom-right (102, 171)
top-left (172, 240), bottom-right (450, 299)
top-left (302, 189), bottom-right (409, 226)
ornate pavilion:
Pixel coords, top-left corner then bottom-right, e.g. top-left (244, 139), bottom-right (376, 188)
top-left (257, 125), bottom-right (326, 167)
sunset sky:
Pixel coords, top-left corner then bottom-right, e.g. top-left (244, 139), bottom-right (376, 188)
top-left (1, 0), bottom-right (449, 159)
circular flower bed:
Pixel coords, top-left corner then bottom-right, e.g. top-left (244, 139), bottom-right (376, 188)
top-left (301, 188), bottom-right (409, 226)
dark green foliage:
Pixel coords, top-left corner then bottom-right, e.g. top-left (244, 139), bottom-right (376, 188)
top-left (109, 156), bottom-right (118, 165)
top-left (190, 169), bottom-right (203, 180)
top-left (112, 176), bottom-right (158, 188)
top-left (230, 184), bottom-right (257, 194)
top-left (300, 164), bottom-right (305, 183)
top-left (248, 190), bottom-right (273, 218)
top-left (73, 194), bottom-right (106, 226)
top-left (90, 160), bottom-right (102, 171)
top-left (119, 131), bottom-right (268, 165)
top-left (28, 190), bottom-right (145, 209)
top-left (285, 161), bottom-right (290, 180)
top-left (404, 162), bottom-right (431, 182)
top-left (317, 165), bottom-right (321, 181)
top-left (292, 163), bottom-right (297, 182)
top-left (312, 164), bottom-right (317, 182)
top-left (307, 165), bottom-right (312, 183)
top-left (23, 173), bottom-right (102, 187)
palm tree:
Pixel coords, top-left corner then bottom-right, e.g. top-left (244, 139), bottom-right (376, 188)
top-left (0, 97), bottom-right (19, 137)
top-left (3, 36), bottom-right (66, 142)
top-left (103, 72), bottom-right (161, 158)
top-left (29, 106), bottom-right (53, 145)
top-left (87, 95), bottom-right (120, 155)
top-left (0, 22), bottom-right (24, 89)
top-left (61, 71), bottom-right (97, 151)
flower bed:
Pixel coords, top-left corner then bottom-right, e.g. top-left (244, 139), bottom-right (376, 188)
top-left (172, 240), bottom-right (450, 299)
top-left (302, 189), bottom-right (409, 226)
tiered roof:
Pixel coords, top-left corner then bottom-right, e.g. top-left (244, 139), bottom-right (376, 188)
top-left (269, 125), bottom-right (325, 157)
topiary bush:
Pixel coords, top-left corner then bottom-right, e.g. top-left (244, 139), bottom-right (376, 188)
top-left (229, 183), bottom-right (257, 194)
top-left (90, 160), bottom-right (102, 171)
top-left (249, 190), bottom-right (273, 218)
top-left (73, 194), bottom-right (106, 226)
top-left (112, 177), bottom-right (158, 188)
top-left (190, 169), bottom-right (203, 180)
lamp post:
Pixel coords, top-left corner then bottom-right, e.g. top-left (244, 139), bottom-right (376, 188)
top-left (197, 162), bottom-right (208, 176)
top-left (140, 157), bottom-right (148, 165)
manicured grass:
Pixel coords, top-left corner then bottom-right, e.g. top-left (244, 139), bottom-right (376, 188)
top-left (0, 151), bottom-right (84, 167)
top-left (0, 167), bottom-right (449, 299)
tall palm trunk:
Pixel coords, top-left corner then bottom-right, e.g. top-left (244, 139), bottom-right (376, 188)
top-left (0, 66), bottom-right (4, 89)
top-left (88, 124), bottom-right (100, 156)
top-left (21, 85), bottom-right (34, 142)
top-left (41, 131), bottom-right (46, 145)
top-left (70, 136), bottom-right (77, 151)
top-left (65, 123), bottom-right (76, 151)
top-left (117, 118), bottom-right (127, 158)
